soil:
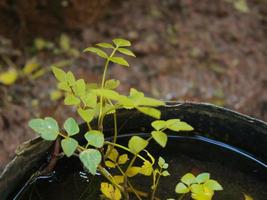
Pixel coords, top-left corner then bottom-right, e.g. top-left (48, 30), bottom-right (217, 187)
top-left (1, 0), bottom-right (267, 172)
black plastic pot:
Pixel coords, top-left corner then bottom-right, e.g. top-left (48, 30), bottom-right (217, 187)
top-left (1, 102), bottom-right (267, 199)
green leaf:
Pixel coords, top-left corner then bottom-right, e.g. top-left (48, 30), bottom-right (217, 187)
top-left (175, 182), bottom-right (190, 194)
top-left (64, 94), bottom-right (80, 105)
top-left (126, 166), bottom-right (141, 177)
top-left (28, 117), bottom-right (59, 141)
top-left (151, 120), bottom-right (166, 131)
top-left (61, 138), bottom-right (78, 157)
top-left (73, 79), bottom-right (86, 96)
top-left (137, 107), bottom-right (161, 119)
top-left (162, 170), bottom-right (170, 177)
top-left (158, 156), bottom-right (165, 167)
top-left (234, 0), bottom-right (249, 13)
top-left (151, 131), bottom-right (168, 147)
top-left (78, 108), bottom-right (95, 122)
top-left (81, 93), bottom-right (97, 108)
top-left (101, 182), bottom-right (122, 200)
top-left (135, 97), bottom-right (165, 107)
top-left (110, 57), bottom-right (129, 67)
top-left (117, 48), bottom-right (135, 57)
top-left (84, 47), bottom-right (108, 59)
top-left (112, 38), bottom-right (131, 47)
top-left (92, 89), bottom-right (120, 101)
top-left (96, 42), bottom-right (114, 49)
top-left (128, 136), bottom-right (148, 154)
top-left (0, 68), bottom-right (18, 85)
top-left (203, 180), bottom-right (223, 191)
top-left (63, 117), bottom-right (79, 136)
top-left (105, 79), bottom-right (120, 89)
top-left (118, 154), bottom-right (128, 165)
top-left (196, 173), bottom-right (210, 184)
top-left (57, 81), bottom-right (71, 92)
top-left (66, 71), bottom-right (75, 85)
top-left (244, 194), bottom-right (254, 200)
top-left (79, 149), bottom-right (102, 175)
top-left (59, 34), bottom-right (70, 51)
top-left (167, 120), bottom-right (194, 132)
top-left (181, 173), bottom-right (196, 186)
top-left (85, 130), bottom-right (104, 148)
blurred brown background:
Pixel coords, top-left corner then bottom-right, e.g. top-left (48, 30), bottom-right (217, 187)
top-left (0, 0), bottom-right (267, 171)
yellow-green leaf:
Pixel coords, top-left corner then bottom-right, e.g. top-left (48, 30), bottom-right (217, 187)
top-left (105, 79), bottom-right (120, 89)
top-left (128, 136), bottom-right (148, 154)
top-left (79, 149), bottom-right (101, 175)
top-left (84, 47), bottom-right (108, 59)
top-left (105, 160), bottom-right (116, 168)
top-left (140, 160), bottom-right (153, 176)
top-left (126, 167), bottom-right (141, 177)
top-left (181, 173), bottom-right (196, 186)
top-left (151, 120), bottom-right (166, 131)
top-left (23, 59), bottom-right (40, 75)
top-left (107, 147), bottom-right (119, 162)
top-left (0, 68), bottom-right (18, 85)
top-left (175, 182), bottom-right (190, 194)
top-left (52, 67), bottom-right (66, 82)
top-left (110, 57), bottom-right (129, 67)
top-left (117, 48), bottom-right (135, 57)
top-left (112, 38), bottom-right (131, 47)
top-left (244, 194), bottom-right (254, 200)
top-left (151, 131), bottom-right (168, 148)
top-left (96, 42), bottom-right (114, 49)
top-left (49, 90), bottom-right (62, 101)
top-left (101, 182), bottom-right (122, 200)
top-left (77, 108), bottom-right (95, 122)
top-left (203, 180), bottom-right (223, 191)
top-left (64, 94), bottom-right (80, 105)
top-left (118, 154), bottom-right (128, 165)
top-left (113, 176), bottom-right (124, 184)
top-left (84, 130), bottom-right (104, 148)
top-left (137, 107), bottom-right (161, 119)
top-left (59, 34), bottom-right (70, 51)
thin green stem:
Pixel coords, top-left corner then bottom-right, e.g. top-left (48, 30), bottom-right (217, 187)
top-left (178, 194), bottom-right (185, 200)
top-left (150, 168), bottom-right (162, 200)
top-left (98, 47), bottom-right (118, 130)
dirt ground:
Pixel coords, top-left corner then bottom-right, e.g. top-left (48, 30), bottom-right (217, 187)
top-left (0, 0), bottom-right (267, 171)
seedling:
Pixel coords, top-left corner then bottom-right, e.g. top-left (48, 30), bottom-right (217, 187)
top-left (28, 38), bottom-right (222, 199)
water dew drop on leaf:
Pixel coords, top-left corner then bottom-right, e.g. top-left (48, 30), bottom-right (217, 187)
top-left (117, 48), bottom-right (136, 57)
top-left (85, 130), bottom-right (104, 148)
top-left (28, 117), bottom-right (59, 141)
top-left (84, 47), bottom-right (108, 59)
top-left (175, 182), bottom-right (190, 194)
top-left (181, 173), bottom-right (196, 186)
top-left (151, 131), bottom-right (168, 147)
top-left (112, 38), bottom-right (131, 47)
top-left (63, 117), bottom-right (79, 136)
top-left (109, 57), bottom-right (129, 67)
top-left (79, 149), bottom-right (101, 175)
top-left (128, 136), bottom-right (148, 154)
top-left (61, 137), bottom-right (78, 157)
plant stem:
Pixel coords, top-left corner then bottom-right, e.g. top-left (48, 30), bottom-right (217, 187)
top-left (104, 141), bottom-right (147, 162)
top-left (98, 47), bottom-right (118, 130)
top-left (178, 194), bottom-right (185, 200)
top-left (150, 168), bottom-right (162, 200)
